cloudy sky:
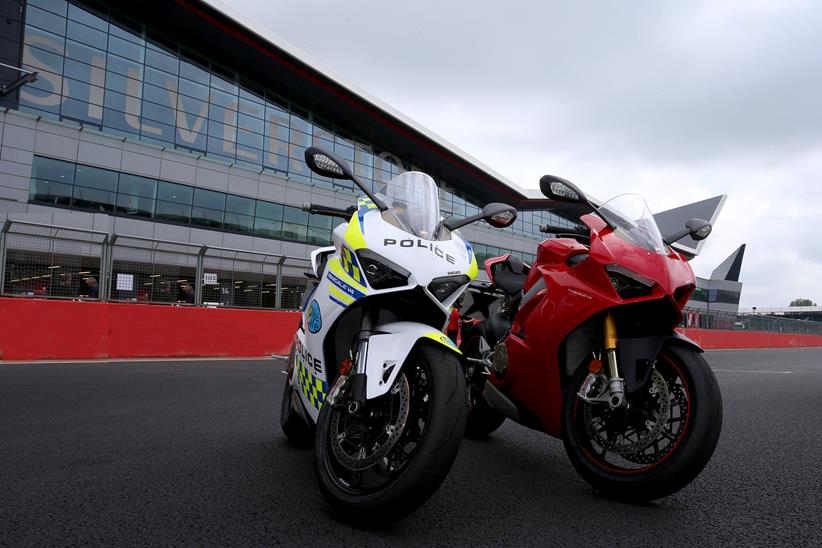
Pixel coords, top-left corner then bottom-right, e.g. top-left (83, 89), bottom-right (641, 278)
top-left (232, 0), bottom-right (822, 308)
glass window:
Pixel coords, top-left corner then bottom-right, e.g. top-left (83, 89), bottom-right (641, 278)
top-left (193, 188), bottom-right (226, 210)
top-left (30, 179), bottom-right (73, 206)
top-left (282, 205), bottom-right (308, 225)
top-left (27, 0), bottom-right (68, 17)
top-left (281, 222), bottom-right (307, 242)
top-left (307, 227), bottom-right (330, 245)
top-left (191, 207), bottom-right (223, 228)
top-left (223, 212), bottom-right (253, 234)
top-left (253, 216), bottom-right (281, 238)
top-left (66, 40), bottom-right (106, 66)
top-left (154, 200), bottom-right (190, 223)
top-left (141, 100), bottom-right (175, 124)
top-left (67, 3), bottom-right (107, 32)
top-left (108, 35), bottom-right (144, 63)
top-left (157, 181), bottom-right (193, 204)
top-left (32, 156), bottom-right (75, 183)
top-left (62, 76), bottom-right (104, 106)
top-left (109, 20), bottom-right (144, 45)
top-left (66, 20), bottom-right (107, 50)
top-left (118, 174), bottom-right (156, 198)
top-left (72, 185), bottom-right (115, 212)
top-left (225, 194), bottom-right (255, 216)
top-left (74, 165), bottom-right (117, 191)
top-left (115, 194), bottom-right (153, 218)
top-left (178, 78), bottom-right (209, 101)
top-left (255, 200), bottom-right (282, 220)
top-left (145, 48), bottom-right (179, 75)
top-left (24, 42), bottom-right (65, 75)
top-left (61, 98), bottom-right (99, 124)
top-left (179, 58), bottom-right (209, 85)
top-left (26, 5), bottom-right (66, 35)
top-left (308, 213), bottom-right (332, 229)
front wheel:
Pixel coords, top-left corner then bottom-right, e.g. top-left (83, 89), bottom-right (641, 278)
top-left (562, 344), bottom-right (722, 502)
top-left (314, 343), bottom-right (467, 523)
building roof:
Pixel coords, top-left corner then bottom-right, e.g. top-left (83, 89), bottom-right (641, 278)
top-left (711, 244), bottom-right (746, 281)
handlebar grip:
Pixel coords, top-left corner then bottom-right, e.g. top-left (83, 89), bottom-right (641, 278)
top-left (539, 223), bottom-right (587, 235)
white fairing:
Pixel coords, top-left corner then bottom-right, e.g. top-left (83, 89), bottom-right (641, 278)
top-left (362, 322), bottom-right (461, 399)
top-left (289, 195), bottom-right (478, 423)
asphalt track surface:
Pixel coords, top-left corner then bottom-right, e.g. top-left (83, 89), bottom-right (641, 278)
top-left (2, 349), bottom-right (821, 546)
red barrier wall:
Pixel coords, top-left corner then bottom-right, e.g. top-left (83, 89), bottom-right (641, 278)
top-left (678, 328), bottom-right (822, 349)
top-left (0, 298), bottom-right (300, 361)
top-left (2, 298), bottom-right (821, 361)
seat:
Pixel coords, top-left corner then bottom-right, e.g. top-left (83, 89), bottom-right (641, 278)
top-left (490, 254), bottom-right (529, 296)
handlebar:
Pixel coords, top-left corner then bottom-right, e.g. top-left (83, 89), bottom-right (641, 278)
top-left (302, 202), bottom-right (357, 220)
top-left (539, 223), bottom-right (588, 236)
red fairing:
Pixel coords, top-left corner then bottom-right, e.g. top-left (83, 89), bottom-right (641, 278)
top-left (488, 214), bottom-right (697, 437)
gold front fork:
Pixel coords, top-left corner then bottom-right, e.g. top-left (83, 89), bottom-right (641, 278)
top-left (603, 312), bottom-right (627, 408)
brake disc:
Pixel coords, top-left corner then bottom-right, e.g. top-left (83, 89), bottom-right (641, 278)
top-left (583, 369), bottom-right (670, 456)
top-left (329, 372), bottom-right (410, 471)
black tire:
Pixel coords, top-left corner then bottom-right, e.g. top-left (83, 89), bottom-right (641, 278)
top-left (314, 342), bottom-right (467, 524)
top-left (280, 344), bottom-right (312, 447)
top-left (561, 344), bottom-right (722, 502)
top-left (461, 331), bottom-right (506, 439)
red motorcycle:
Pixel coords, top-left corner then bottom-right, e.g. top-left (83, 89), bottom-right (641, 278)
top-left (460, 175), bottom-right (722, 501)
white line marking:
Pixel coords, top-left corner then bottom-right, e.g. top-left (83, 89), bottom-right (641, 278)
top-left (712, 369), bottom-right (793, 374)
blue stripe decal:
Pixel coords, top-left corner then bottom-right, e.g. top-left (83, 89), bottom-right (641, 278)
top-left (326, 271), bottom-right (367, 300)
top-left (329, 295), bottom-right (348, 308)
top-left (358, 206), bottom-right (368, 232)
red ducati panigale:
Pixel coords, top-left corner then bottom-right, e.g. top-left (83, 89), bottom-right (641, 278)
top-left (460, 175), bottom-right (722, 501)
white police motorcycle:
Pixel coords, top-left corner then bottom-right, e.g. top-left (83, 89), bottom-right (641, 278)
top-left (280, 146), bottom-right (517, 522)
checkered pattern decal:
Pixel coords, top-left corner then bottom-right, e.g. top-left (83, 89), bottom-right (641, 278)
top-left (298, 359), bottom-right (327, 410)
top-left (340, 246), bottom-right (366, 286)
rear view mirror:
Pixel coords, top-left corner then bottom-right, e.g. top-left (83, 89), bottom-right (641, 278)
top-left (304, 147), bottom-right (387, 210)
top-left (663, 217), bottom-right (712, 245)
top-left (483, 203), bottom-right (517, 228)
top-left (304, 147), bottom-right (353, 180)
top-left (540, 175), bottom-right (584, 203)
top-left (686, 218), bottom-right (712, 241)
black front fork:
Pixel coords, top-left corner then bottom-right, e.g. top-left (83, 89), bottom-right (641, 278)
top-left (346, 306), bottom-right (378, 413)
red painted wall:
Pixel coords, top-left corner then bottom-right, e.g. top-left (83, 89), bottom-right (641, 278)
top-left (2, 298), bottom-right (821, 361)
top-left (0, 298), bottom-right (300, 360)
top-left (678, 328), bottom-right (822, 349)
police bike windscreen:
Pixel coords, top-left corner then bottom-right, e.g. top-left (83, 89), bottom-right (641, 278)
top-left (597, 193), bottom-right (666, 254)
top-left (378, 171), bottom-right (441, 240)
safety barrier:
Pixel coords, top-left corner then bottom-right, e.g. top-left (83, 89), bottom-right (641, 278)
top-left (2, 297), bottom-right (821, 361)
top-left (678, 328), bottom-right (822, 349)
top-left (0, 297), bottom-right (300, 360)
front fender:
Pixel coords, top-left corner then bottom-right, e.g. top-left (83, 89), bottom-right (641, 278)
top-left (618, 331), bottom-right (704, 394)
top-left (365, 321), bottom-right (461, 399)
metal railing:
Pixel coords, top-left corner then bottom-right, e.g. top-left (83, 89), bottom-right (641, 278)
top-left (0, 220), bottom-right (311, 310)
top-left (681, 306), bottom-right (822, 336)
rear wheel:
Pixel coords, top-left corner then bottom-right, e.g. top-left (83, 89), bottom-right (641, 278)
top-left (314, 343), bottom-right (467, 523)
top-left (562, 344), bottom-right (722, 501)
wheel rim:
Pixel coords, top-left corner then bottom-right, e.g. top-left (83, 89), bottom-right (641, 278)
top-left (572, 352), bottom-right (691, 475)
top-left (323, 361), bottom-right (432, 494)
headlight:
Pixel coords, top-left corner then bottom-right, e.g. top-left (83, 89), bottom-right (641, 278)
top-left (356, 249), bottom-right (410, 289)
top-left (428, 275), bottom-right (470, 302)
top-left (606, 265), bottom-right (655, 299)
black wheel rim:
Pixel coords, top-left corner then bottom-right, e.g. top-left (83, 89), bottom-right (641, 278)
top-left (571, 353), bottom-right (691, 474)
top-left (323, 361), bottom-right (432, 495)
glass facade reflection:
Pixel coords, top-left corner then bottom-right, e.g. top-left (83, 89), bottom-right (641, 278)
top-left (29, 156), bottom-right (539, 264)
top-left (19, 0), bottom-right (573, 244)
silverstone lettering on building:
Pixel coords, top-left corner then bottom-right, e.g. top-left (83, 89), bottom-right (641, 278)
top-left (20, 30), bottom-right (413, 177)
